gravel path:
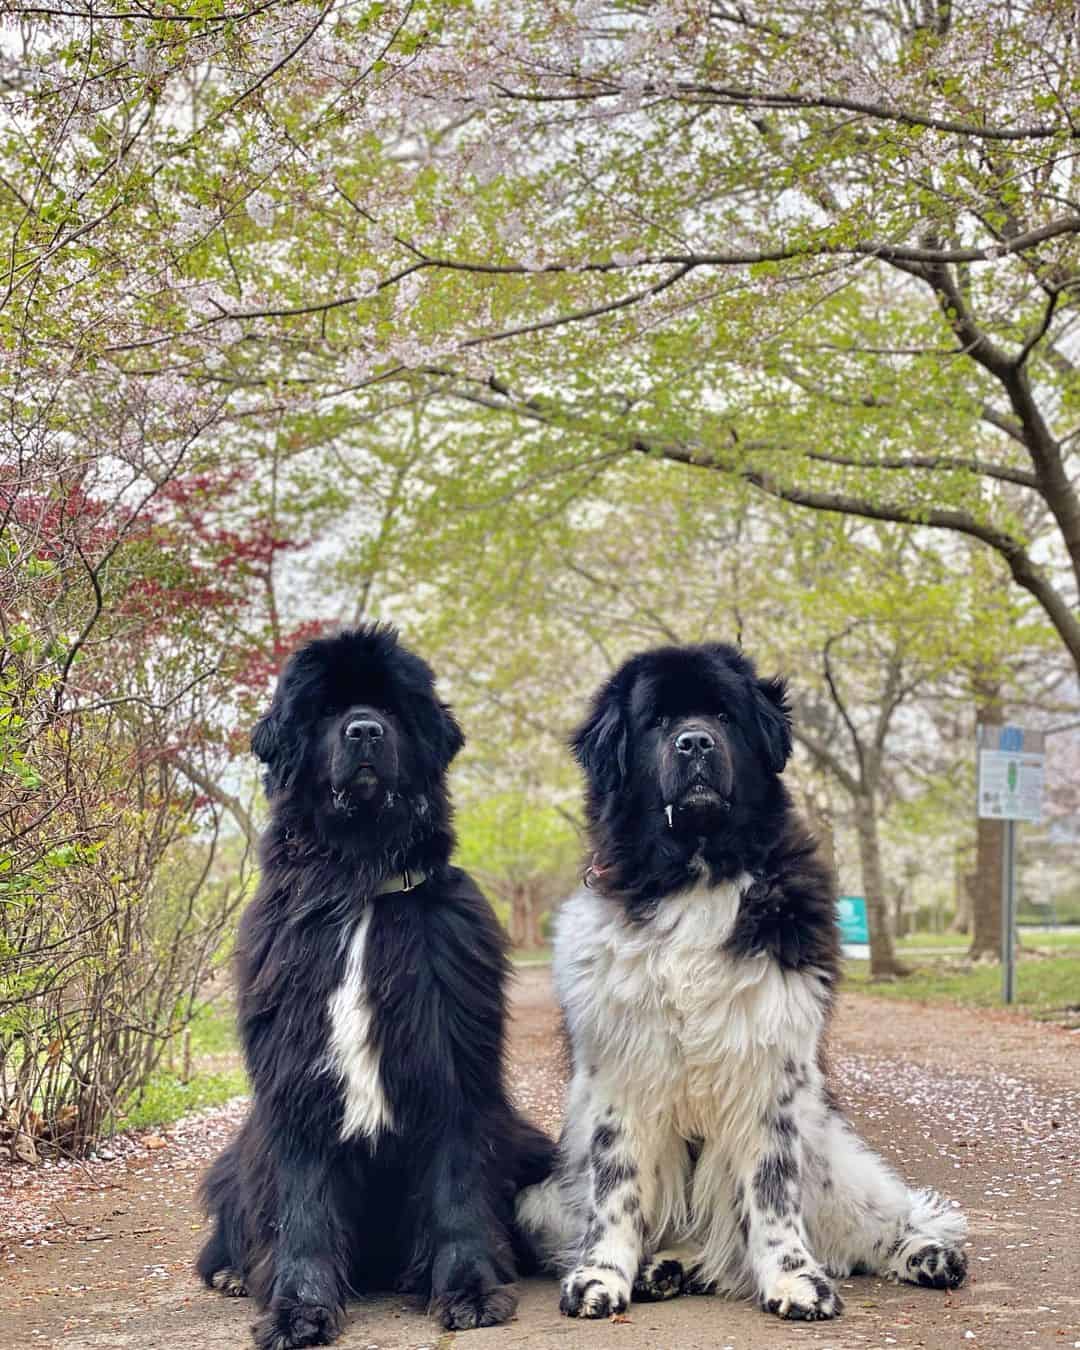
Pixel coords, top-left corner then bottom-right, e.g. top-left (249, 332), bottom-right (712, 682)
top-left (2, 968), bottom-right (1078, 1350)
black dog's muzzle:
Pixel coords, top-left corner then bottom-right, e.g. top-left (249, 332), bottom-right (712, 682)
top-left (330, 705), bottom-right (397, 806)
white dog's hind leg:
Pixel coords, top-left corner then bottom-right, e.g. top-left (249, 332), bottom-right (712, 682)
top-left (802, 1108), bottom-right (967, 1289)
top-left (881, 1189), bottom-right (968, 1289)
top-left (515, 1175), bottom-right (580, 1270)
top-left (515, 1064), bottom-right (596, 1269)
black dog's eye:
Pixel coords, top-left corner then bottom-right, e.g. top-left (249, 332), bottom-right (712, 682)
top-left (716, 710), bottom-right (729, 723)
top-left (653, 714), bottom-right (670, 730)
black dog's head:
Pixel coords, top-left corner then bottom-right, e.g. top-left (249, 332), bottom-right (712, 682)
top-left (571, 643), bottom-right (792, 868)
top-left (251, 625), bottom-right (463, 848)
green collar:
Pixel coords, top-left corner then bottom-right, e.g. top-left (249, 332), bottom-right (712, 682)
top-left (373, 868), bottom-right (426, 897)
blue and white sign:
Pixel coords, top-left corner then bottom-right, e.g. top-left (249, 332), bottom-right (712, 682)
top-left (837, 895), bottom-right (869, 958)
top-left (977, 723), bottom-right (1044, 824)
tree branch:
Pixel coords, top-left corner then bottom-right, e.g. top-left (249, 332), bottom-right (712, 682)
top-left (563, 559), bottom-right (683, 644)
top-left (790, 724), bottom-right (860, 797)
top-left (908, 258), bottom-right (1080, 595)
top-left (821, 629), bottom-right (867, 781)
top-left (804, 448), bottom-right (1037, 488)
top-left (447, 373), bottom-right (1080, 675)
top-left (779, 360), bottom-right (1028, 455)
top-left (108, 216), bottom-right (1078, 354)
top-left (494, 77), bottom-right (1070, 142)
top-left (170, 755), bottom-right (259, 850)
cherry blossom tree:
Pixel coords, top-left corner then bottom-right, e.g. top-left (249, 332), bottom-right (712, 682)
top-left (6, 0), bottom-right (1076, 677)
top-left (1, 0), bottom-right (1076, 1071)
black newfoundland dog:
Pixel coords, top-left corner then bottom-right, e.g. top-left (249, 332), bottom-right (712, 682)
top-left (197, 625), bottom-right (552, 1349)
top-left (517, 641), bottom-right (966, 1322)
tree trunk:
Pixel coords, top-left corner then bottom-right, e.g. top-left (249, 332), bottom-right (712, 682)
top-left (852, 790), bottom-right (906, 977)
top-left (951, 842), bottom-right (972, 933)
top-left (803, 789), bottom-right (836, 876)
top-left (971, 681), bottom-right (1004, 960)
top-left (508, 882), bottom-right (524, 946)
top-left (969, 818), bottom-right (1004, 960)
top-left (524, 882), bottom-right (545, 951)
top-left (891, 884), bottom-right (908, 939)
top-left (509, 881), bottom-right (546, 950)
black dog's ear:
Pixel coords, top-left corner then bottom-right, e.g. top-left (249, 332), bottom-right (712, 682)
top-left (570, 691), bottom-right (629, 796)
top-left (250, 702), bottom-right (300, 795)
top-left (754, 673), bottom-right (793, 773)
top-left (250, 708), bottom-right (289, 797)
top-left (250, 711), bottom-right (278, 765)
top-left (437, 701), bottom-right (465, 768)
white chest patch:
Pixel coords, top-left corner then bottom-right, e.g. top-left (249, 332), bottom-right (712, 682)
top-left (325, 907), bottom-right (394, 1141)
top-left (555, 879), bottom-right (829, 1138)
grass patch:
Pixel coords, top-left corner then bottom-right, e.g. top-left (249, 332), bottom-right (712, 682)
top-left (894, 927), bottom-right (1080, 951)
top-left (121, 1067), bottom-right (248, 1133)
top-left (187, 996), bottom-right (240, 1056)
top-left (512, 947), bottom-right (553, 966)
top-left (845, 952), bottom-right (1080, 1018)
top-left (113, 997), bottom-right (246, 1135)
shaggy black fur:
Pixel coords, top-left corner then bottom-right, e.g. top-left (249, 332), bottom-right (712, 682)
top-left (572, 642), bottom-right (839, 985)
top-left (196, 625), bottom-right (553, 1348)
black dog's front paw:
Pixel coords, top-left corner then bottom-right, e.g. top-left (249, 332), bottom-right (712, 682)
top-left (430, 1244), bottom-right (517, 1329)
top-left (252, 1296), bottom-right (343, 1350)
top-left (432, 1283), bottom-right (517, 1329)
top-left (210, 1267), bottom-right (249, 1297)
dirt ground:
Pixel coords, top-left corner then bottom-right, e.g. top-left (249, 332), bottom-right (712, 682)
top-left (3, 966), bottom-right (1079, 1350)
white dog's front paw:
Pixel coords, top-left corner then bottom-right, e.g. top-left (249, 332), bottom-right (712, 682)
top-left (633, 1252), bottom-right (687, 1301)
top-left (761, 1265), bottom-right (842, 1320)
top-left (560, 1265), bottom-right (630, 1318)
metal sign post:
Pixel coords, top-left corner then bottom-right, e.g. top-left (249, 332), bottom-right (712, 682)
top-left (976, 724), bottom-right (1045, 1005)
top-left (1001, 819), bottom-right (1016, 1004)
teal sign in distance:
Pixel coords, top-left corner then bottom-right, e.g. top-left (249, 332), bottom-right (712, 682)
top-left (837, 895), bottom-right (869, 945)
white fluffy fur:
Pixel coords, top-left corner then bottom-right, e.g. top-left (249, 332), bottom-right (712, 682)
top-left (518, 877), bottom-right (967, 1320)
top-left (325, 908), bottom-right (394, 1141)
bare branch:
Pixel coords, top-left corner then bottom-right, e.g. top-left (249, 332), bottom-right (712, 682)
top-left (804, 449), bottom-right (1037, 489)
top-left (821, 630), bottom-right (867, 781)
top-left (170, 755), bottom-right (260, 850)
top-left (494, 77), bottom-right (1070, 142)
top-left (790, 724), bottom-right (859, 796)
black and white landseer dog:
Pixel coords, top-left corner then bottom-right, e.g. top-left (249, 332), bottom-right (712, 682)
top-left (516, 642), bottom-right (967, 1323)
top-left (196, 625), bottom-right (552, 1349)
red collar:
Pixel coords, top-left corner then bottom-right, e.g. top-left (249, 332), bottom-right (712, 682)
top-left (583, 854), bottom-right (612, 890)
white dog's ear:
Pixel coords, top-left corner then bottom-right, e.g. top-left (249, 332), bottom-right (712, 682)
top-left (570, 692), bottom-right (629, 796)
top-left (753, 674), bottom-right (793, 773)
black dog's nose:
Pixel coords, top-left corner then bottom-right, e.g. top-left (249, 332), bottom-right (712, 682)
top-left (345, 718), bottom-right (384, 740)
top-left (675, 727), bottom-right (715, 755)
